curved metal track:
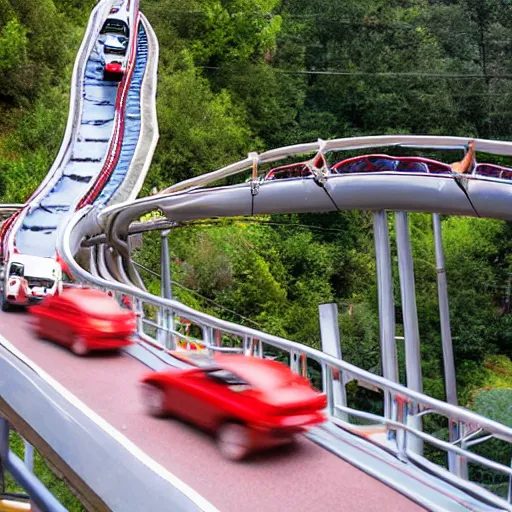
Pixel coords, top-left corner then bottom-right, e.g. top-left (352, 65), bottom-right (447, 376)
top-left (98, 136), bottom-right (512, 243)
top-left (15, 40), bottom-right (118, 257)
top-left (2, 0), bottom-right (113, 260)
top-left (2, 2), bottom-right (512, 511)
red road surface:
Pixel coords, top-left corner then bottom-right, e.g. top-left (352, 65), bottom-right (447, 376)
top-left (0, 311), bottom-right (425, 512)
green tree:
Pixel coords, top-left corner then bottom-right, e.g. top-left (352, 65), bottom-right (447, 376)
top-left (0, 18), bottom-right (27, 71)
top-left (146, 61), bottom-right (256, 188)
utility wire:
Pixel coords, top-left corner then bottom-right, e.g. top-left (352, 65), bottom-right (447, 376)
top-left (133, 261), bottom-right (263, 327)
top-left (200, 65), bottom-right (512, 79)
top-left (189, 217), bottom-right (353, 233)
top-left (132, 217), bottom-right (356, 325)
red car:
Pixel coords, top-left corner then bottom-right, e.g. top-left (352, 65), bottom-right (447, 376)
top-left (140, 354), bottom-right (327, 460)
top-left (29, 288), bottom-right (136, 356)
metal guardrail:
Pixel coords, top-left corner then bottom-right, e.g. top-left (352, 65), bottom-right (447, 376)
top-left (0, 418), bottom-right (67, 512)
top-left (138, 307), bottom-right (512, 510)
top-left (61, 204), bottom-right (512, 512)
top-left (0, 206), bottom-right (24, 214)
top-left (96, 134), bottom-right (512, 223)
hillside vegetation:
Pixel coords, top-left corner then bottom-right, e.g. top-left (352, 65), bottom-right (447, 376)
top-left (136, 0), bottom-right (512, 404)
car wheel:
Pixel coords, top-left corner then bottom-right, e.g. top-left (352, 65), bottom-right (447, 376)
top-left (141, 384), bottom-right (168, 417)
top-left (0, 289), bottom-right (10, 312)
top-left (217, 423), bottom-right (251, 461)
top-left (31, 318), bottom-right (44, 338)
top-left (71, 336), bottom-right (89, 356)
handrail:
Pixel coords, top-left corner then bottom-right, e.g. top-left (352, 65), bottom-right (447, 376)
top-left (62, 206), bottom-right (512, 441)
top-left (96, 134), bottom-right (512, 222)
top-left (60, 205), bottom-right (512, 511)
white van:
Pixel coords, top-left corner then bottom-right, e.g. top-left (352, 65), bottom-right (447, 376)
top-left (0, 253), bottom-right (63, 311)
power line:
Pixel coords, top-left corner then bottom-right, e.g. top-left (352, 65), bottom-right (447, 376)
top-left (133, 261), bottom-right (262, 327)
top-left (200, 65), bottom-right (512, 79)
top-left (149, 9), bottom-right (505, 33)
top-left (190, 218), bottom-right (350, 233)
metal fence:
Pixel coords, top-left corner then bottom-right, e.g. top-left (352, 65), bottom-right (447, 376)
top-left (0, 417), bottom-right (67, 512)
top-left (129, 294), bottom-right (512, 511)
top-left (61, 202), bottom-right (512, 511)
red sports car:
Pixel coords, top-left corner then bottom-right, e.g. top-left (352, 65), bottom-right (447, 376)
top-left (140, 354), bottom-right (327, 460)
top-left (29, 288), bottom-right (136, 356)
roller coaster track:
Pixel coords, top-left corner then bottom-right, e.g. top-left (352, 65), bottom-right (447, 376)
top-left (2, 2), bottom-right (512, 512)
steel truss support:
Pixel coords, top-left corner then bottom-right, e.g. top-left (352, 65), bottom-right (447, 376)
top-left (432, 213), bottom-right (464, 476)
top-left (319, 303), bottom-right (348, 421)
top-left (373, 211), bottom-right (398, 420)
top-left (160, 229), bottom-right (175, 349)
top-left (395, 212), bottom-right (423, 456)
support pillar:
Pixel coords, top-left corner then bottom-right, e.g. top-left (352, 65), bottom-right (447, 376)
top-left (395, 212), bottom-right (423, 455)
top-left (319, 303), bottom-right (348, 421)
top-left (0, 417), bottom-right (8, 494)
top-left (373, 211), bottom-right (398, 419)
top-left (24, 441), bottom-right (33, 473)
top-left (433, 213), bottom-right (463, 476)
top-left (160, 230), bottom-right (175, 349)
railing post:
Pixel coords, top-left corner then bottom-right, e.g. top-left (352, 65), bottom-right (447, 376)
top-left (319, 303), bottom-right (348, 421)
top-left (243, 336), bottom-right (253, 355)
top-left (0, 417), bottom-right (8, 462)
top-left (24, 440), bottom-right (34, 473)
top-left (290, 350), bottom-right (300, 374)
top-left (373, 211), bottom-right (398, 419)
top-left (23, 439), bottom-right (40, 512)
top-left (395, 212), bottom-right (423, 456)
top-left (135, 298), bottom-right (144, 333)
top-left (203, 326), bottom-right (214, 356)
top-left (394, 394), bottom-right (409, 462)
top-left (0, 416), bottom-right (7, 493)
top-left (160, 229), bottom-right (175, 349)
top-left (322, 364), bottom-right (335, 417)
top-left (433, 213), bottom-right (463, 476)
top-left (508, 456), bottom-right (512, 504)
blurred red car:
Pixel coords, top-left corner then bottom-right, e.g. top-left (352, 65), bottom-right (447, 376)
top-left (140, 354), bottom-right (327, 460)
top-left (29, 288), bottom-right (136, 356)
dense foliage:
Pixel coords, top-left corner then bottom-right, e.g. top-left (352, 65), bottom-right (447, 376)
top-left (135, 0), bottom-right (512, 403)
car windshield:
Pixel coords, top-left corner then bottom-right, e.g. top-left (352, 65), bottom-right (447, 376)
top-left (105, 47), bottom-right (126, 55)
top-left (104, 35), bottom-right (128, 54)
top-left (101, 20), bottom-right (129, 37)
top-left (206, 370), bottom-right (248, 386)
top-left (8, 263), bottom-right (24, 277)
top-left (26, 277), bottom-right (54, 289)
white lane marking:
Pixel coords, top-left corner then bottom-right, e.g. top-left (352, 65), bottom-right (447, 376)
top-left (0, 334), bottom-right (219, 512)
